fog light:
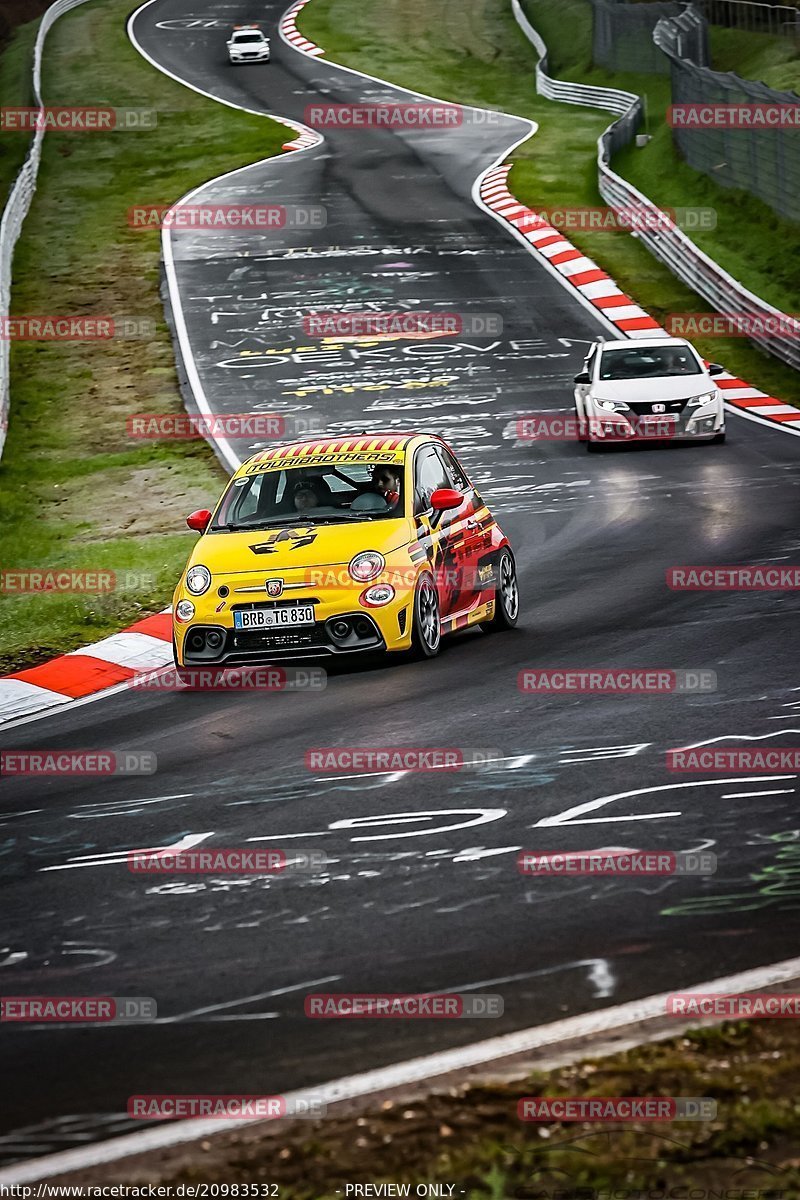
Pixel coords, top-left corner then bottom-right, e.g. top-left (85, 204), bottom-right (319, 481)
top-left (360, 583), bottom-right (395, 608)
top-left (175, 599), bottom-right (195, 623)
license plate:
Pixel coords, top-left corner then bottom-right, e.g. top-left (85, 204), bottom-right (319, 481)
top-left (641, 413), bottom-right (678, 423)
top-left (234, 605), bottom-right (315, 630)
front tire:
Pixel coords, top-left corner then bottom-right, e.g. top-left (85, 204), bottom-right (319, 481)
top-left (481, 550), bottom-right (520, 631)
top-left (409, 573), bottom-right (441, 659)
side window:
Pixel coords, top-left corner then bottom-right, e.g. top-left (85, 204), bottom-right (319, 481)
top-left (439, 447), bottom-right (470, 493)
top-left (414, 447), bottom-right (450, 515)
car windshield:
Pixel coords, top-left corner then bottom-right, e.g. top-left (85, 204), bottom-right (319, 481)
top-left (599, 346), bottom-right (703, 380)
top-left (233, 32), bottom-right (263, 42)
top-left (210, 460), bottom-right (405, 531)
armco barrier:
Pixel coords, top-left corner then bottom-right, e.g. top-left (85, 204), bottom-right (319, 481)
top-left (0, 0), bottom-right (96, 460)
top-left (512, 0), bottom-right (800, 373)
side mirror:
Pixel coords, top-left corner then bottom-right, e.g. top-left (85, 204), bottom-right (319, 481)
top-left (430, 488), bottom-right (464, 512)
top-left (186, 509), bottom-right (211, 533)
top-left (708, 363), bottom-right (725, 377)
top-left (574, 371), bottom-right (591, 384)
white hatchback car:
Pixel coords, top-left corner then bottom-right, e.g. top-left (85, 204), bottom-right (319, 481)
top-left (574, 338), bottom-right (726, 451)
top-left (227, 27), bottom-right (271, 63)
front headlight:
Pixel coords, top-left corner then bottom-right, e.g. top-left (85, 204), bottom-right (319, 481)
top-left (594, 397), bottom-right (629, 412)
top-left (186, 565), bottom-right (211, 595)
top-left (687, 391), bottom-right (718, 407)
top-left (349, 551), bottom-right (385, 582)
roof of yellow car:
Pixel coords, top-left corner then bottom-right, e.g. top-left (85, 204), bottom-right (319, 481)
top-left (239, 432), bottom-right (432, 473)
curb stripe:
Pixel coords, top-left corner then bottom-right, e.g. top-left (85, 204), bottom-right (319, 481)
top-left (478, 163), bottom-right (798, 425)
top-left (0, 609), bottom-right (173, 722)
top-left (279, 0), bottom-right (325, 57)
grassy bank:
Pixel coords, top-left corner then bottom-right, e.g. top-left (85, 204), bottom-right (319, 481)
top-left (298, 0), bottom-right (800, 408)
top-left (0, 0), bottom-right (288, 672)
top-left (0, 16), bottom-right (37, 209)
top-left (126, 1021), bottom-right (800, 1193)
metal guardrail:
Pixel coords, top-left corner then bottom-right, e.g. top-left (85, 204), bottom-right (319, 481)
top-left (695, 0), bottom-right (800, 36)
top-left (0, 0), bottom-right (95, 460)
top-left (511, 0), bottom-right (800, 372)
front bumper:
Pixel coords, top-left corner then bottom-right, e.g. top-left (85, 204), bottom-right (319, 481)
top-left (174, 592), bottom-right (414, 665)
top-left (229, 49), bottom-right (270, 61)
top-left (587, 405), bottom-right (724, 443)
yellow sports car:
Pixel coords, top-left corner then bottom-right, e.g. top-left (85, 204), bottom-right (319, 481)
top-left (173, 432), bottom-right (518, 666)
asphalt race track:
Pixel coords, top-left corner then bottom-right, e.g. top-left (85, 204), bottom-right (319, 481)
top-left (2, 0), bottom-right (800, 1167)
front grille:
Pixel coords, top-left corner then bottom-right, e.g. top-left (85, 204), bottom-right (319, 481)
top-left (625, 399), bottom-right (685, 416)
top-left (229, 625), bottom-right (327, 653)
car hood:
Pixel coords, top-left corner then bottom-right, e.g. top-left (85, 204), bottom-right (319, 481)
top-left (187, 518), bottom-right (413, 577)
top-left (592, 376), bottom-right (714, 402)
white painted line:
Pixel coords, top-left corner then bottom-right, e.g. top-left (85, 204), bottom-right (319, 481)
top-left (127, 1), bottom-right (322, 474)
top-left (726, 402), bottom-right (800, 438)
top-left (4, 954), bottom-right (800, 1184)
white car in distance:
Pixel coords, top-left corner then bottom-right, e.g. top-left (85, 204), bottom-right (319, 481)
top-left (227, 27), bottom-right (271, 64)
top-left (574, 338), bottom-right (726, 451)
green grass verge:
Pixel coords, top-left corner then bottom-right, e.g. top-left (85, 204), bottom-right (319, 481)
top-left (298, 0), bottom-right (800, 409)
top-left (0, 16), bottom-right (37, 209)
top-left (139, 1021), bottom-right (800, 1193)
top-left (0, 0), bottom-right (288, 672)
